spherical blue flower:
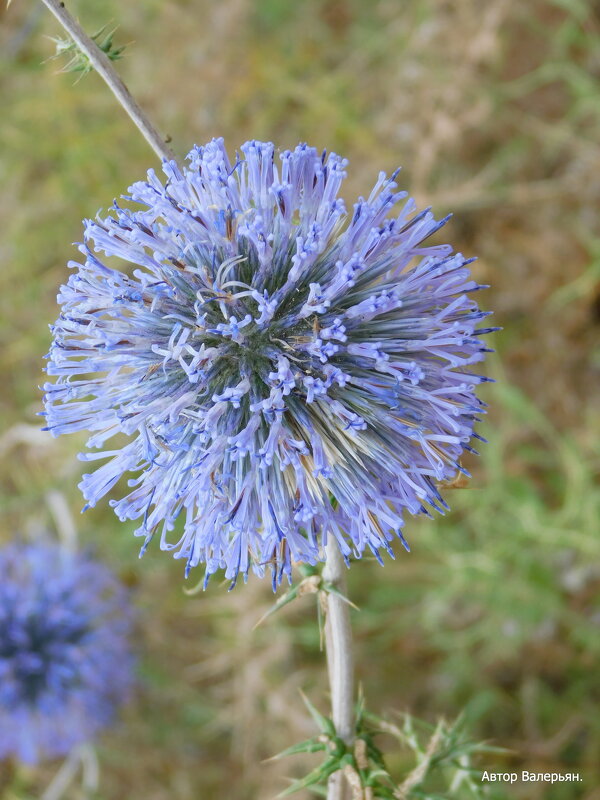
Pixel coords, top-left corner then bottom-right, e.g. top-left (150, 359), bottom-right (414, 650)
top-left (43, 139), bottom-right (493, 588)
top-left (0, 542), bottom-right (134, 764)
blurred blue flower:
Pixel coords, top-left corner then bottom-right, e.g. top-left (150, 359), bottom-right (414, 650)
top-left (43, 139), bottom-right (493, 588)
top-left (0, 542), bottom-right (134, 764)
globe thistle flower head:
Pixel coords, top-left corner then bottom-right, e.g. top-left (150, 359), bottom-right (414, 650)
top-left (0, 542), bottom-right (134, 764)
top-left (43, 139), bottom-right (494, 589)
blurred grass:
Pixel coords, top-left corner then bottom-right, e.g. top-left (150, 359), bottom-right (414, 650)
top-left (0, 0), bottom-right (599, 798)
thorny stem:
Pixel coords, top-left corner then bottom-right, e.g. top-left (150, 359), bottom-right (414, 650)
top-left (323, 540), bottom-right (354, 800)
top-left (39, 0), bottom-right (175, 163)
top-left (37, 10), bottom-right (357, 799)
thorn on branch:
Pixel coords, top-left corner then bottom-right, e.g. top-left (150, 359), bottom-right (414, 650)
top-left (48, 23), bottom-right (127, 80)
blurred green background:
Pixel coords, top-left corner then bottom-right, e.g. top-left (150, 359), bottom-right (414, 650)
top-left (0, 0), bottom-right (599, 798)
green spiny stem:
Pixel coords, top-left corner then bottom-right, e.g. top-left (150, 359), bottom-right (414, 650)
top-left (39, 0), bottom-right (174, 163)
